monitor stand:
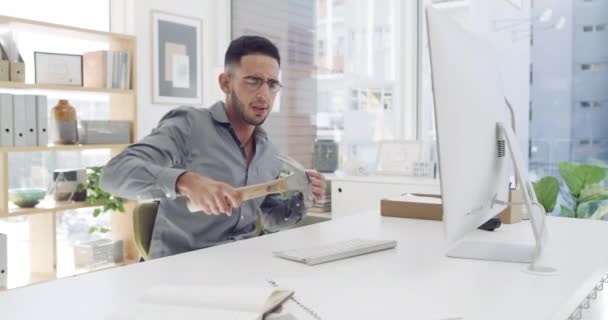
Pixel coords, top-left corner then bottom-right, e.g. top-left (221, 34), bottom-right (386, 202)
top-left (446, 122), bottom-right (557, 275)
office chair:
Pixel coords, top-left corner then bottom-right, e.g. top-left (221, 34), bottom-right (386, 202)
top-left (132, 202), bottom-right (159, 261)
top-left (133, 202), bottom-right (265, 261)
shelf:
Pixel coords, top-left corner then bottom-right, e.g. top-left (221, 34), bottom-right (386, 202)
top-left (0, 14), bottom-right (135, 43)
top-left (0, 81), bottom-right (133, 95)
top-left (0, 143), bottom-right (129, 153)
top-left (5, 200), bottom-right (109, 217)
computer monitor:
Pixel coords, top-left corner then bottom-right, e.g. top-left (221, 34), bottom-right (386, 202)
top-left (426, 5), bottom-right (554, 273)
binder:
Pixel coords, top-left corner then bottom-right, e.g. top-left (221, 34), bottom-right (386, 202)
top-left (36, 95), bottom-right (48, 146)
top-left (0, 93), bottom-right (13, 147)
top-left (13, 95), bottom-right (27, 146)
top-left (568, 274), bottom-right (608, 320)
top-left (23, 95), bottom-right (37, 146)
top-left (0, 233), bottom-right (6, 289)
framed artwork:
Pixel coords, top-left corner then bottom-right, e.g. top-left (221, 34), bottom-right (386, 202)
top-left (152, 11), bottom-right (202, 105)
top-left (34, 52), bottom-right (83, 86)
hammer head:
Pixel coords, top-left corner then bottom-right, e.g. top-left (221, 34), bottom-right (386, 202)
top-left (277, 153), bottom-right (314, 208)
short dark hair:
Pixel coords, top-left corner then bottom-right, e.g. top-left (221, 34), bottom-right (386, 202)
top-left (224, 35), bottom-right (281, 67)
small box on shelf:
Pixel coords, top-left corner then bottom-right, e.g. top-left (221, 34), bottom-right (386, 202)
top-left (74, 239), bottom-right (124, 270)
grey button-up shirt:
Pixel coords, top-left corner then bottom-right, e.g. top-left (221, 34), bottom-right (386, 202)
top-left (100, 101), bottom-right (305, 258)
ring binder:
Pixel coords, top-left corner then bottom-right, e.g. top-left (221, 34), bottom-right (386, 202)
top-left (567, 274), bottom-right (608, 320)
top-left (267, 279), bottom-right (323, 320)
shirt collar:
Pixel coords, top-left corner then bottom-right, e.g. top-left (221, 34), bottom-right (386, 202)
top-left (210, 100), bottom-right (269, 141)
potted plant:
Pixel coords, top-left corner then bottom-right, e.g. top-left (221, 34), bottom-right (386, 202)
top-left (533, 161), bottom-right (608, 219)
top-left (85, 166), bottom-right (125, 233)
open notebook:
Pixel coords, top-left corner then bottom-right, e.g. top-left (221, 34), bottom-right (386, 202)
top-left (117, 284), bottom-right (293, 320)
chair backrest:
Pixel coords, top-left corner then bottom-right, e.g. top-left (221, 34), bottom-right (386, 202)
top-left (132, 202), bottom-right (159, 261)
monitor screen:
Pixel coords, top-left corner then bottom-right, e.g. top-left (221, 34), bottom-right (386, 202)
top-left (427, 6), bottom-right (510, 244)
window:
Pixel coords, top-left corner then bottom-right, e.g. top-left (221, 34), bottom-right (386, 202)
top-left (232, 0), bottom-right (418, 171)
top-left (530, 0), bottom-right (608, 188)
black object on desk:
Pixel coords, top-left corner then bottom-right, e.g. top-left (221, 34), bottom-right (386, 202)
top-left (478, 218), bottom-right (502, 231)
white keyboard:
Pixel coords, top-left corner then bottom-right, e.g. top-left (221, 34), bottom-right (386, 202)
top-left (273, 238), bottom-right (397, 266)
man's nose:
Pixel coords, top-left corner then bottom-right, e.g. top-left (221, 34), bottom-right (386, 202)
top-left (256, 82), bottom-right (272, 101)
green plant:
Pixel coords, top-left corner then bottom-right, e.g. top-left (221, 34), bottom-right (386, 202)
top-left (85, 166), bottom-right (125, 233)
top-left (533, 161), bottom-right (608, 219)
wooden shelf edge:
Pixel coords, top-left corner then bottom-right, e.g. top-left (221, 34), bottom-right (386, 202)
top-left (3, 201), bottom-right (108, 217)
top-left (0, 143), bottom-right (129, 153)
top-left (0, 81), bottom-right (134, 94)
top-left (0, 15), bottom-right (135, 41)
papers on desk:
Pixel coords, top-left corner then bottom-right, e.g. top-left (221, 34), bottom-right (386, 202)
top-left (107, 284), bottom-right (294, 320)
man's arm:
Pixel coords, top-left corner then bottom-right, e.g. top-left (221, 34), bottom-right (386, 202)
top-left (100, 107), bottom-right (193, 200)
top-left (100, 107), bottom-right (241, 214)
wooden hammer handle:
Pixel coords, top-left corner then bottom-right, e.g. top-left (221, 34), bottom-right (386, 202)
top-left (237, 177), bottom-right (289, 201)
top-left (186, 177), bottom-right (290, 212)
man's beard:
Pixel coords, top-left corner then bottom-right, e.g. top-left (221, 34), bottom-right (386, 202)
top-left (232, 91), bottom-right (268, 126)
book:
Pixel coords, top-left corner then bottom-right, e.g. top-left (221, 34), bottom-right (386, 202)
top-left (120, 284), bottom-right (294, 320)
top-left (83, 51), bottom-right (106, 88)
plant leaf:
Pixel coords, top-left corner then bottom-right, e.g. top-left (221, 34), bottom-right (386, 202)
top-left (532, 176), bottom-right (559, 213)
top-left (559, 162), bottom-right (606, 197)
top-left (560, 205), bottom-right (576, 218)
top-left (88, 227), bottom-right (98, 234)
top-left (589, 205), bottom-right (608, 220)
top-left (579, 184), bottom-right (608, 204)
top-left (99, 227), bottom-right (110, 233)
top-left (93, 208), bottom-right (101, 218)
top-left (576, 202), bottom-right (592, 218)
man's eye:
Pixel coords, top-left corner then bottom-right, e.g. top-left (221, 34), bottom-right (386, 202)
top-left (245, 78), bottom-right (261, 84)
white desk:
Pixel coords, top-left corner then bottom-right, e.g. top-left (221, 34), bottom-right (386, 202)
top-left (1, 214), bottom-right (607, 320)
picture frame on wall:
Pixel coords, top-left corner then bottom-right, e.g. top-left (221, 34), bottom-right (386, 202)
top-left (152, 11), bottom-right (202, 105)
top-left (34, 52), bottom-right (83, 86)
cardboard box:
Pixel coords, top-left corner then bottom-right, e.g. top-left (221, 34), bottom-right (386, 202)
top-left (498, 189), bottom-right (525, 224)
top-left (381, 194), bottom-right (442, 221)
top-left (381, 193), bottom-right (518, 223)
top-left (0, 60), bottom-right (9, 81)
top-left (9, 61), bottom-right (24, 82)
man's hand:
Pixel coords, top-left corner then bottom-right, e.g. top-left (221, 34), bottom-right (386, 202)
top-left (306, 170), bottom-right (327, 200)
top-left (176, 172), bottom-right (241, 215)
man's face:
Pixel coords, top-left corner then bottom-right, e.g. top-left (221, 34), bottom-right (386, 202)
top-left (227, 54), bottom-right (280, 126)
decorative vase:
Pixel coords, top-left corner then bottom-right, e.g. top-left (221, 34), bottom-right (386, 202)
top-left (50, 99), bottom-right (78, 145)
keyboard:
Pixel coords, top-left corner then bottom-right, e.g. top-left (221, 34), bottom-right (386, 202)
top-left (273, 238), bottom-right (397, 266)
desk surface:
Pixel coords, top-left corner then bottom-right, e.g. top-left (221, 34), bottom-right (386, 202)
top-left (1, 214), bottom-right (607, 320)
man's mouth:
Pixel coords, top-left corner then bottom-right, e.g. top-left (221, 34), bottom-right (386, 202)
top-left (251, 105), bottom-right (268, 113)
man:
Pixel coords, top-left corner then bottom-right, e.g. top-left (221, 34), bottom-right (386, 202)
top-left (101, 35), bottom-right (326, 259)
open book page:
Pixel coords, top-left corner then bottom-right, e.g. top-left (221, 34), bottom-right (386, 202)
top-left (134, 303), bottom-right (259, 320)
top-left (140, 284), bottom-right (293, 318)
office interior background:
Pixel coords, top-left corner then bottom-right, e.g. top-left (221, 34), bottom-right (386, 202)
top-left (0, 0), bottom-right (606, 290)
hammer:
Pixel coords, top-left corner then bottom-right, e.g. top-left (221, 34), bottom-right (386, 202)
top-left (187, 154), bottom-right (314, 212)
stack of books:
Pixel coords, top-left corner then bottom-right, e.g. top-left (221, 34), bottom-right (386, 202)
top-left (308, 180), bottom-right (331, 214)
top-left (83, 50), bottom-right (131, 89)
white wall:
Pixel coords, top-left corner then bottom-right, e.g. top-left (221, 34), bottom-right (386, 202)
top-left (110, 0), bottom-right (231, 139)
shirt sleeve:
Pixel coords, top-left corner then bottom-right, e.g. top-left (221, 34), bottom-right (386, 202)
top-left (259, 192), bottom-right (307, 232)
top-left (99, 107), bottom-right (194, 200)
